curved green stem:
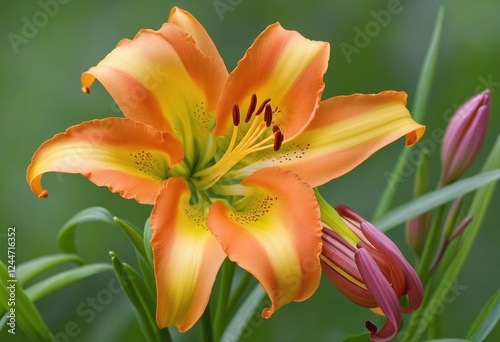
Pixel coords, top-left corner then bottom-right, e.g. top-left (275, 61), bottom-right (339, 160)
top-left (417, 204), bottom-right (445, 285)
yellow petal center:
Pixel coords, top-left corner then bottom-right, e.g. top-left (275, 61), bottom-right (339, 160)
top-left (193, 94), bottom-right (283, 190)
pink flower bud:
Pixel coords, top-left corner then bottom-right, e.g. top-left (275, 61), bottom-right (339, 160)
top-left (440, 90), bottom-right (490, 186)
top-left (321, 205), bottom-right (423, 341)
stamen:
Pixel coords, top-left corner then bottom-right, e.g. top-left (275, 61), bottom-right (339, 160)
top-left (264, 104), bottom-right (273, 127)
top-left (255, 98), bottom-right (271, 116)
top-left (272, 125), bottom-right (280, 133)
top-left (244, 93), bottom-right (257, 123)
top-left (232, 103), bottom-right (240, 126)
top-left (273, 130), bottom-right (284, 151)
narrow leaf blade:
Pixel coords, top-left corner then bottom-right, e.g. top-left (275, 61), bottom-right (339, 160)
top-left (16, 253), bottom-right (83, 285)
top-left (466, 288), bottom-right (500, 341)
top-left (374, 170), bottom-right (500, 232)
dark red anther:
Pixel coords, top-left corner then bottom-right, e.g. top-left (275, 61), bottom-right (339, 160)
top-left (272, 125), bottom-right (280, 133)
top-left (232, 103), bottom-right (240, 126)
top-left (244, 93), bottom-right (257, 123)
top-left (273, 130), bottom-right (284, 151)
top-left (264, 104), bottom-right (273, 127)
top-left (255, 98), bottom-right (271, 116)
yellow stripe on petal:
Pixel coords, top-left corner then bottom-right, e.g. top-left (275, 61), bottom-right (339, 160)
top-left (207, 167), bottom-right (322, 318)
top-left (81, 21), bottom-right (227, 165)
top-left (214, 23), bottom-right (329, 140)
top-left (150, 178), bottom-right (225, 331)
top-left (235, 91), bottom-right (425, 187)
top-left (26, 118), bottom-right (183, 204)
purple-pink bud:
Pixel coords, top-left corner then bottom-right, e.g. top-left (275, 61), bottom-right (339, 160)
top-left (440, 90), bottom-right (490, 186)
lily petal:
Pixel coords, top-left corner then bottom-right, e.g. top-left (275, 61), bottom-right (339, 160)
top-left (361, 222), bottom-right (423, 313)
top-left (207, 167), bottom-right (322, 318)
top-left (356, 248), bottom-right (401, 342)
top-left (81, 22), bottom-right (227, 164)
top-left (168, 7), bottom-right (227, 78)
top-left (214, 23), bottom-right (329, 140)
top-left (27, 118), bottom-right (183, 204)
top-left (150, 177), bottom-right (226, 331)
top-left (235, 91), bottom-right (425, 187)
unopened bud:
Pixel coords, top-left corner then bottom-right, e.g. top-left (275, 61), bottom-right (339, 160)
top-left (440, 90), bottom-right (490, 186)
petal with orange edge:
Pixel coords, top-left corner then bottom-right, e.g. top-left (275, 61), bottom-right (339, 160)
top-left (207, 167), bottom-right (322, 318)
top-left (27, 118), bottom-right (183, 204)
top-left (150, 177), bottom-right (226, 331)
top-left (234, 91), bottom-right (426, 187)
top-left (168, 7), bottom-right (227, 78)
top-left (81, 23), bottom-right (227, 165)
top-left (214, 23), bottom-right (329, 140)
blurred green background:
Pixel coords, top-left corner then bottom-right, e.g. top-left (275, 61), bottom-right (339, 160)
top-left (1, 0), bottom-right (499, 341)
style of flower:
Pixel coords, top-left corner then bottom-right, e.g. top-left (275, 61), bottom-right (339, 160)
top-left (27, 7), bottom-right (425, 332)
top-left (439, 90), bottom-right (490, 186)
top-left (321, 205), bottom-right (423, 341)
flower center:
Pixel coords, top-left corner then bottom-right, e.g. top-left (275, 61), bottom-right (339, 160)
top-left (192, 94), bottom-right (283, 190)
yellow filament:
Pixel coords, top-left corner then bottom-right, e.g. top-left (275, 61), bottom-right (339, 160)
top-left (193, 113), bottom-right (276, 189)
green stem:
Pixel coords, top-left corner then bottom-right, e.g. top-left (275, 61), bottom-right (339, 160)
top-left (227, 270), bottom-right (254, 318)
top-left (201, 303), bottom-right (214, 342)
top-left (372, 6), bottom-right (445, 221)
top-left (213, 258), bottom-right (236, 341)
top-left (417, 204), bottom-right (446, 285)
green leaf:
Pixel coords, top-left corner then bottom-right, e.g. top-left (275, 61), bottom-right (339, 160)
top-left (139, 218), bottom-right (156, 297)
top-left (342, 332), bottom-right (371, 341)
top-left (16, 253), bottom-right (83, 285)
top-left (0, 260), bottom-right (52, 341)
top-left (372, 6), bottom-right (445, 220)
top-left (113, 217), bottom-right (147, 260)
top-left (109, 252), bottom-right (171, 342)
top-left (374, 169), bottom-right (500, 232)
top-left (222, 284), bottom-right (267, 342)
top-left (57, 207), bottom-right (148, 262)
top-left (143, 218), bottom-right (154, 267)
top-left (25, 263), bottom-right (113, 303)
top-left (403, 135), bottom-right (500, 342)
top-left (58, 207), bottom-right (115, 254)
top-left (466, 288), bottom-right (500, 341)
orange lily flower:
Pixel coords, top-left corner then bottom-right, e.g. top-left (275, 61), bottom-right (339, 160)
top-left (26, 7), bottom-right (425, 332)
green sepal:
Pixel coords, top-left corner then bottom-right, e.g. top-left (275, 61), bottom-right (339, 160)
top-left (0, 260), bottom-right (52, 341)
top-left (16, 253), bottom-right (83, 285)
top-left (109, 252), bottom-right (171, 342)
top-left (314, 188), bottom-right (358, 242)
